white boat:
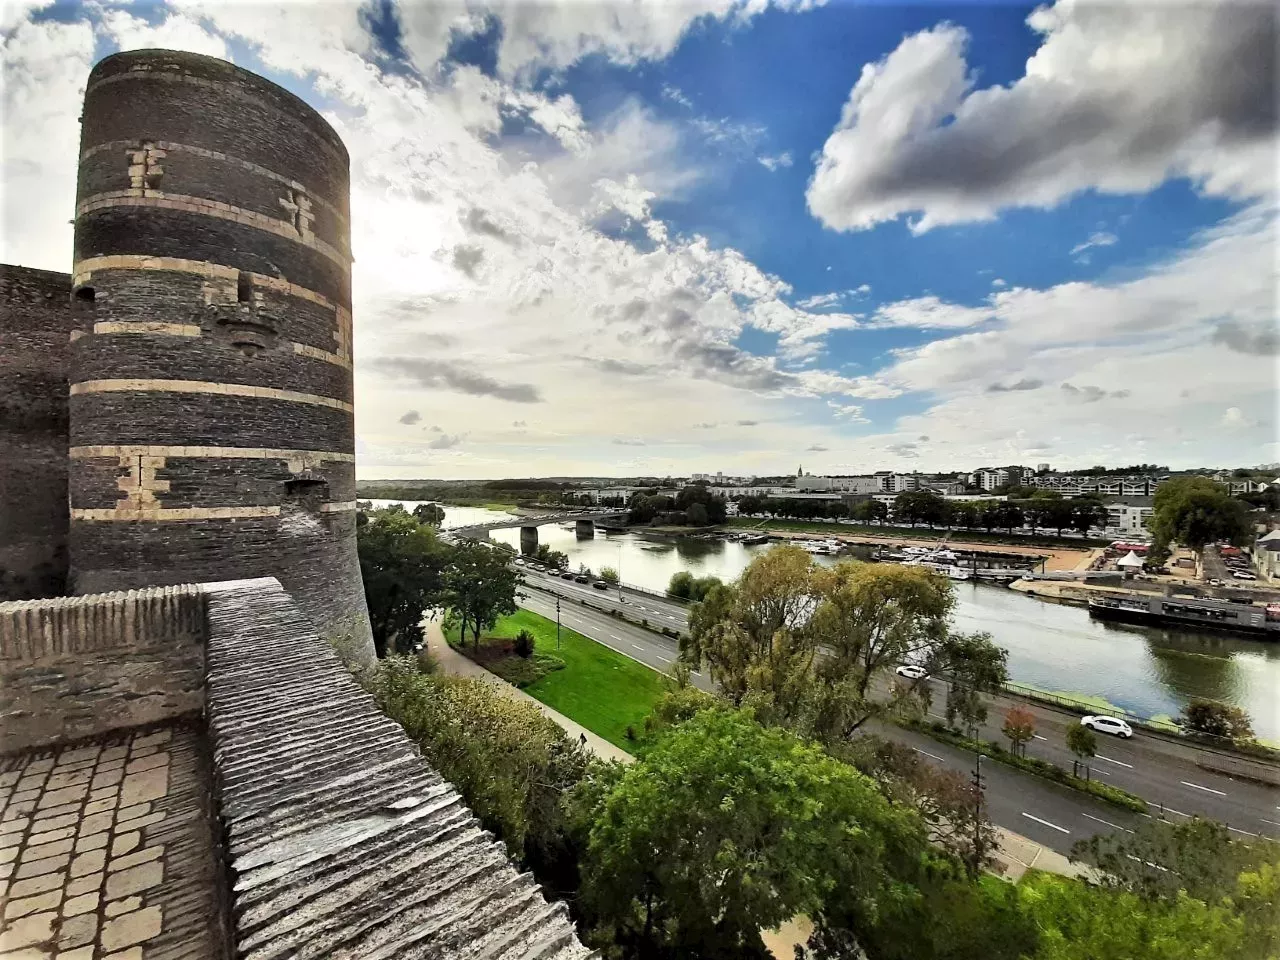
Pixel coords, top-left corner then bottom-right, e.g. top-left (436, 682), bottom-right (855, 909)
top-left (802, 539), bottom-right (841, 555)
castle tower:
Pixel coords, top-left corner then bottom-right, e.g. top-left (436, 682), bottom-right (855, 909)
top-left (68, 49), bottom-right (374, 660)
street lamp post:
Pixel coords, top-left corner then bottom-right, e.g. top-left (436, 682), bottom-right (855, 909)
top-left (971, 751), bottom-right (987, 875)
top-left (617, 542), bottom-right (624, 604)
top-left (556, 595), bottom-right (562, 650)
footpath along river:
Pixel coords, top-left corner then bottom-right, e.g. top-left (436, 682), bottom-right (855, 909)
top-left (372, 501), bottom-right (1280, 741)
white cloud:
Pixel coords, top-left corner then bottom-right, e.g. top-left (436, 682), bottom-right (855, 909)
top-left (101, 9), bottom-right (229, 59)
top-left (869, 295), bottom-right (994, 329)
top-left (806, 2), bottom-right (1277, 232)
top-left (991, 278), bottom-right (1006, 288)
top-left (758, 151), bottom-right (793, 172)
top-left (662, 84), bottom-right (693, 108)
top-left (0, 17), bottom-right (94, 271)
top-left (797, 292), bottom-right (841, 310)
top-left (1069, 231), bottom-right (1118, 263)
top-left (853, 283), bottom-right (871, 295)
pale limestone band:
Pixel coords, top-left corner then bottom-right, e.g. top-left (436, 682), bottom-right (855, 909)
top-left (70, 445), bottom-right (356, 462)
top-left (71, 255), bottom-right (352, 366)
top-left (93, 321), bottom-right (202, 337)
top-left (81, 139), bottom-right (346, 222)
top-left (77, 191), bottom-right (349, 268)
top-left (69, 379), bottom-right (354, 413)
top-left (71, 505), bottom-right (281, 522)
top-left (319, 501), bottom-right (359, 513)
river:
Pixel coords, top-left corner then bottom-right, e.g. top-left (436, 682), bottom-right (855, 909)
top-left (371, 501), bottom-right (1280, 740)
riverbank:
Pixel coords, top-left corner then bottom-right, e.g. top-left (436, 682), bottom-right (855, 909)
top-left (718, 519), bottom-right (1098, 573)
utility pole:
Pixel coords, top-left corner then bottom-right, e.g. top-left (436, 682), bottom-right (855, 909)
top-left (617, 542), bottom-right (624, 605)
top-left (971, 752), bottom-right (987, 875)
top-left (556, 595), bottom-right (561, 650)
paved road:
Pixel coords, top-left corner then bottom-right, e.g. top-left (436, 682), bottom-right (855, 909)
top-left (523, 567), bottom-right (1278, 837)
top-left (519, 584), bottom-right (1278, 849)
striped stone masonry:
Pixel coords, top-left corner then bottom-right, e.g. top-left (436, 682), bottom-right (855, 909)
top-left (203, 578), bottom-right (591, 959)
top-left (70, 379), bottom-right (354, 413)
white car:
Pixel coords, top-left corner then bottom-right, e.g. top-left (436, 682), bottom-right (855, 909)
top-left (1081, 715), bottom-right (1133, 738)
top-left (1232, 571), bottom-right (1258, 581)
top-left (895, 664), bottom-right (928, 680)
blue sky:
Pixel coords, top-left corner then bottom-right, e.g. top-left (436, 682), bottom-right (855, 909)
top-left (3, 0), bottom-right (1276, 478)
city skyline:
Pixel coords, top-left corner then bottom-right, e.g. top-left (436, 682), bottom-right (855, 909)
top-left (4, 0), bottom-right (1276, 479)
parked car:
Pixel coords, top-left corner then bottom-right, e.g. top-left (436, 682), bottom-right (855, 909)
top-left (514, 558), bottom-right (525, 566)
top-left (1233, 571), bottom-right (1258, 580)
top-left (592, 580), bottom-right (609, 590)
top-left (1081, 715), bottom-right (1133, 738)
top-left (560, 572), bottom-right (574, 580)
top-left (895, 664), bottom-right (928, 680)
top-left (1208, 578), bottom-right (1224, 586)
top-left (574, 575), bottom-right (589, 583)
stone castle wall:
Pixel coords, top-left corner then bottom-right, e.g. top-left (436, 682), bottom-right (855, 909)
top-left (0, 585), bottom-right (207, 752)
top-left (0, 265), bottom-right (76, 602)
top-left (67, 50), bottom-right (372, 658)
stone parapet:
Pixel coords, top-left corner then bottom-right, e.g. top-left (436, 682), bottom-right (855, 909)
top-left (0, 586), bottom-right (207, 753)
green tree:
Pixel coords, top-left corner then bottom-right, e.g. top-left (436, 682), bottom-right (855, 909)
top-left (1180, 699), bottom-right (1255, 742)
top-left (1016, 872), bottom-right (1246, 960)
top-left (668, 570), bottom-right (695, 599)
top-left (686, 501), bottom-right (709, 526)
top-left (1070, 816), bottom-right (1276, 905)
top-left (1066, 722), bottom-right (1097, 779)
top-left (1002, 705), bottom-right (1036, 757)
top-left (442, 541), bottom-right (521, 648)
top-left (941, 631), bottom-right (1009, 731)
top-left (357, 506), bottom-right (449, 657)
top-left (411, 501), bottom-right (446, 525)
top-left (680, 545), bottom-right (818, 716)
top-left (367, 659), bottom-right (590, 893)
top-left (806, 562), bottom-right (956, 739)
top-left (1070, 495), bottom-right (1108, 536)
top-left (572, 708), bottom-right (927, 958)
top-left (1150, 477), bottom-right (1253, 551)
top-left (533, 544), bottom-right (568, 569)
top-left (599, 566), bottom-right (619, 585)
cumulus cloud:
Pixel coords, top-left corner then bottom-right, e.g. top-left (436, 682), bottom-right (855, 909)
top-left (807, 3), bottom-right (1277, 232)
top-left (427, 432), bottom-right (465, 449)
top-left (736, 419), bottom-right (759, 426)
top-left (399, 410), bottom-right (422, 424)
top-left (376, 359), bottom-right (544, 403)
top-left (1222, 407), bottom-right (1245, 428)
top-left (612, 438), bottom-right (646, 446)
top-left (991, 278), bottom-right (1006, 288)
top-left (806, 444), bottom-right (829, 452)
top-left (870, 296), bottom-right (993, 329)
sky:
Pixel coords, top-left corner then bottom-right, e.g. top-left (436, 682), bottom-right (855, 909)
top-left (2, 0), bottom-right (1276, 480)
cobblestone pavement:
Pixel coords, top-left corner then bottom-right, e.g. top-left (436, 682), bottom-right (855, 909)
top-left (0, 722), bottom-right (225, 959)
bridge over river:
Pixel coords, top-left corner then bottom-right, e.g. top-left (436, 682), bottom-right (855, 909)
top-left (451, 509), bottom-right (628, 551)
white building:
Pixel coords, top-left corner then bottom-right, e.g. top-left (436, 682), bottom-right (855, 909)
top-left (1105, 502), bottom-right (1154, 536)
top-left (884, 473), bottom-right (922, 493)
top-left (973, 468), bottom-right (1009, 491)
top-left (796, 475), bottom-right (883, 494)
top-left (1036, 463), bottom-right (1051, 473)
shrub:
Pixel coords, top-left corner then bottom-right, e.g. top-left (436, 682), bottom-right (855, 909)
top-left (513, 629), bottom-right (535, 659)
top-left (1182, 699), bottom-right (1255, 742)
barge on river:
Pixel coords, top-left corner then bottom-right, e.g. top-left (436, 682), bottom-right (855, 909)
top-left (1089, 594), bottom-right (1280, 637)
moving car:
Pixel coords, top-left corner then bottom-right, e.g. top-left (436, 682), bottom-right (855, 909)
top-left (1080, 715), bottom-right (1133, 738)
top-left (1233, 571), bottom-right (1258, 580)
top-left (895, 664), bottom-right (928, 680)
top-left (1208, 578), bottom-right (1224, 586)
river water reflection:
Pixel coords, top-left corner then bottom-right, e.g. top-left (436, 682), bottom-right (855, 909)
top-left (370, 501), bottom-right (1280, 739)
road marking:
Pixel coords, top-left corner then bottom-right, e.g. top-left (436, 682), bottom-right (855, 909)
top-left (1261, 818), bottom-right (1280, 827)
top-left (632, 644), bottom-right (645, 651)
top-left (1164, 807), bottom-right (1191, 818)
top-left (1022, 812), bottom-right (1070, 834)
top-left (1125, 854), bottom-right (1169, 872)
top-left (691, 671), bottom-right (703, 677)
top-left (1180, 780), bottom-right (1227, 796)
top-left (1095, 755), bottom-right (1134, 768)
top-left (913, 747), bottom-right (946, 762)
top-left (611, 635), bottom-right (622, 641)
top-left (656, 656), bottom-right (672, 664)
top-left (1082, 812), bottom-right (1134, 833)
top-left (1033, 735), bottom-right (1048, 741)
top-left (1090, 767), bottom-right (1112, 777)
top-left (1228, 826), bottom-right (1260, 838)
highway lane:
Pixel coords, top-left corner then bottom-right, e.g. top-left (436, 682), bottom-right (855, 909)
top-left (516, 586), bottom-right (1244, 857)
top-left (521, 568), bottom-right (1278, 837)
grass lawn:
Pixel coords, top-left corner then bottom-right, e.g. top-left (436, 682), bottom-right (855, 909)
top-left (448, 609), bottom-right (671, 750)
top-left (723, 517), bottom-right (1104, 550)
